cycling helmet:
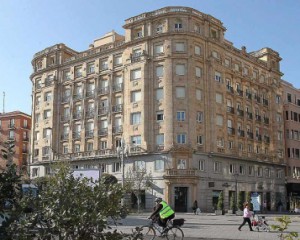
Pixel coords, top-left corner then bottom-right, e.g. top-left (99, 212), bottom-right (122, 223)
top-left (155, 197), bottom-right (163, 203)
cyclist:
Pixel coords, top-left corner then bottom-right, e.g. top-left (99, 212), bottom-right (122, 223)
top-left (149, 197), bottom-right (175, 231)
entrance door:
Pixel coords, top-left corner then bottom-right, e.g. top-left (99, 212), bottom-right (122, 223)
top-left (174, 187), bottom-right (188, 212)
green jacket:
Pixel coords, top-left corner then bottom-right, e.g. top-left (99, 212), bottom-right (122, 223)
top-left (159, 201), bottom-right (175, 219)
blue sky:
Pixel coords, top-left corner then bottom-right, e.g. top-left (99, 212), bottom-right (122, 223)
top-left (0, 0), bottom-right (299, 115)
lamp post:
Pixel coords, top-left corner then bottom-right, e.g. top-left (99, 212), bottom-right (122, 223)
top-left (233, 172), bottom-right (239, 214)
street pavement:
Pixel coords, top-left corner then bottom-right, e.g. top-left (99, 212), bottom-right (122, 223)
top-left (113, 212), bottom-right (300, 240)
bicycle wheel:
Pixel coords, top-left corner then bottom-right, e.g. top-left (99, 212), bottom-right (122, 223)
top-left (137, 226), bottom-right (156, 240)
top-left (166, 227), bottom-right (184, 240)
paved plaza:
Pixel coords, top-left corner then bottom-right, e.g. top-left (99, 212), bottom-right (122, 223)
top-left (115, 212), bottom-right (300, 240)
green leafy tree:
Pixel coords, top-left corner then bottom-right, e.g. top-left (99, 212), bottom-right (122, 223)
top-left (229, 195), bottom-right (235, 211)
top-left (217, 191), bottom-right (224, 211)
top-left (246, 191), bottom-right (253, 210)
top-left (9, 163), bottom-right (129, 240)
top-left (125, 167), bottom-right (154, 213)
top-left (271, 215), bottom-right (299, 240)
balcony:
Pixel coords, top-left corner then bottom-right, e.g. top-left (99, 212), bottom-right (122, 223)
top-left (237, 130), bottom-right (245, 137)
top-left (247, 132), bottom-right (254, 139)
top-left (85, 109), bottom-right (95, 118)
top-left (246, 92), bottom-right (252, 100)
top-left (72, 131), bottom-right (81, 139)
top-left (112, 83), bottom-right (123, 92)
top-left (112, 104), bottom-right (123, 113)
top-left (44, 80), bottom-right (54, 87)
top-left (256, 135), bottom-right (262, 142)
top-left (227, 106), bottom-right (234, 114)
top-left (73, 112), bottom-right (82, 119)
top-left (85, 130), bottom-right (94, 138)
top-left (236, 89), bottom-right (243, 97)
top-left (8, 123), bottom-right (16, 129)
top-left (237, 109), bottom-right (244, 117)
top-left (61, 115), bottom-right (70, 122)
top-left (61, 133), bottom-right (69, 141)
top-left (263, 117), bottom-right (269, 124)
top-left (98, 86), bottom-right (109, 95)
top-left (157, 145), bottom-right (165, 151)
top-left (130, 51), bottom-right (146, 63)
top-left (23, 137), bottom-right (29, 142)
top-left (164, 169), bottom-right (199, 179)
top-left (247, 112), bottom-right (253, 120)
top-left (263, 99), bottom-right (269, 106)
top-left (98, 128), bottom-right (108, 136)
top-left (255, 115), bottom-right (262, 122)
top-left (98, 107), bottom-right (109, 115)
top-left (73, 93), bottom-right (83, 101)
top-left (86, 90), bottom-right (95, 98)
top-left (112, 125), bottom-right (123, 134)
top-left (254, 95), bottom-right (261, 103)
top-left (227, 127), bottom-right (235, 135)
top-left (61, 96), bottom-right (70, 103)
top-left (22, 149), bottom-right (28, 154)
top-left (226, 85), bottom-right (234, 94)
top-left (264, 136), bottom-right (270, 143)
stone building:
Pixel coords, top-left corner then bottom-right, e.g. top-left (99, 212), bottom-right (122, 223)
top-left (29, 6), bottom-right (286, 212)
top-left (282, 80), bottom-right (300, 212)
top-left (0, 111), bottom-right (31, 173)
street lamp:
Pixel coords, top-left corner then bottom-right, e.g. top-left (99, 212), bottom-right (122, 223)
top-left (233, 172), bottom-right (239, 214)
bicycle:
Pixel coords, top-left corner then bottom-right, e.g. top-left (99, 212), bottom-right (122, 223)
top-left (136, 218), bottom-right (184, 240)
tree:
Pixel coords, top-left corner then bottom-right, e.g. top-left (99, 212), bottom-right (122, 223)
top-left (271, 216), bottom-right (299, 240)
top-left (246, 191), bottom-right (253, 211)
top-left (125, 167), bottom-right (154, 213)
top-left (8, 163), bottom-right (129, 240)
top-left (217, 191), bottom-right (224, 211)
top-left (229, 195), bottom-right (235, 211)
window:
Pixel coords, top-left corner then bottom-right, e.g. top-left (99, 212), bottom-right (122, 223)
top-left (199, 160), bottom-right (205, 171)
top-left (257, 167), bottom-right (263, 177)
top-left (100, 140), bottom-right (107, 150)
top-left (42, 146), bottom-right (50, 156)
top-left (177, 159), bottom-right (187, 169)
top-left (24, 119), bottom-right (28, 128)
top-left (287, 93), bottom-right (292, 103)
top-left (197, 135), bottom-right (203, 145)
top-left (277, 113), bottom-right (282, 122)
top-left (114, 55), bottom-right (122, 66)
top-left (224, 58), bottom-right (230, 67)
top-left (156, 134), bottom-right (164, 145)
top-left (277, 169), bottom-right (283, 178)
top-left (196, 111), bottom-right (203, 122)
top-left (215, 71), bottom-right (222, 82)
top-left (9, 130), bottom-right (15, 140)
top-left (249, 166), bottom-right (254, 176)
top-left (156, 24), bottom-right (163, 33)
top-left (175, 42), bottom-right (185, 52)
top-left (196, 89), bottom-right (202, 100)
top-left (216, 115), bottom-right (223, 126)
top-left (176, 87), bottom-right (185, 98)
top-left (131, 135), bottom-right (141, 145)
top-left (154, 44), bottom-right (164, 54)
top-left (156, 111), bottom-right (164, 121)
top-left (43, 128), bottom-right (51, 139)
top-left (63, 145), bottom-right (68, 154)
top-left (135, 160), bottom-right (146, 171)
top-left (195, 45), bottom-right (201, 55)
top-left (211, 29), bottom-right (218, 39)
top-left (229, 164), bottom-right (236, 174)
top-left (131, 91), bottom-right (141, 102)
top-left (177, 111), bottom-right (186, 121)
top-left (239, 165), bottom-right (245, 175)
top-left (74, 144), bottom-right (80, 153)
top-left (87, 142), bottom-right (93, 151)
top-left (133, 48), bottom-right (142, 57)
top-left (156, 88), bottom-right (163, 100)
top-left (175, 22), bottom-right (182, 30)
top-left (36, 96), bottom-right (41, 105)
top-left (235, 64), bottom-right (240, 72)
top-left (212, 51), bottom-right (219, 59)
top-left (156, 65), bottom-right (164, 78)
top-left (44, 91), bottom-right (52, 102)
top-left (131, 112), bottom-right (141, 125)
top-left (155, 160), bottom-right (164, 171)
top-left (175, 64), bottom-right (185, 76)
top-left (63, 70), bottom-right (71, 80)
top-left (75, 66), bottom-right (82, 78)
top-left (101, 59), bottom-right (108, 70)
top-left (195, 67), bottom-right (202, 77)
top-left (177, 134), bottom-right (186, 144)
top-left (278, 131), bottom-right (282, 141)
top-left (265, 168), bottom-right (271, 178)
top-left (217, 138), bottom-right (224, 147)
top-left (214, 162), bottom-right (221, 172)
top-left (43, 110), bottom-right (51, 119)
top-left (216, 93), bottom-right (223, 103)
top-left (228, 141), bottom-right (233, 149)
top-left (131, 68), bottom-right (141, 80)
top-left (112, 162), bottom-right (121, 172)
top-left (87, 62), bottom-right (95, 74)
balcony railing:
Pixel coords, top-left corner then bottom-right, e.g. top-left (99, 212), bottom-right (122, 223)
top-left (73, 93), bottom-right (83, 101)
top-left (255, 115), bottom-right (262, 122)
top-left (61, 96), bottom-right (70, 103)
top-left (73, 112), bottom-right (82, 119)
top-left (85, 110), bottom-right (95, 118)
top-left (246, 92), bottom-right (252, 100)
top-left (98, 128), bottom-right (108, 136)
top-left (112, 83), bottom-right (123, 92)
top-left (237, 130), bottom-right (245, 137)
top-left (227, 106), bottom-right (234, 114)
top-left (254, 95), bottom-right (261, 103)
top-left (112, 104), bottom-right (123, 113)
top-left (44, 80), bottom-right (53, 87)
top-left (226, 85), bottom-right (234, 94)
top-left (72, 132), bottom-right (81, 139)
top-left (247, 112), bottom-right (253, 120)
top-left (112, 125), bottom-right (123, 134)
top-left (256, 135), bottom-right (262, 141)
top-left (165, 169), bottom-right (199, 177)
top-left (247, 132), bottom-right (254, 139)
top-left (237, 109), bottom-right (244, 117)
top-left (264, 136), bottom-right (270, 143)
top-left (263, 99), bottom-right (269, 106)
top-left (98, 107), bottom-right (109, 115)
top-left (23, 137), bottom-right (29, 142)
top-left (98, 86), bottom-right (109, 95)
top-left (61, 115), bottom-right (70, 122)
top-left (263, 117), bottom-right (269, 124)
top-left (61, 133), bottom-right (69, 141)
top-left (85, 130), bottom-right (94, 138)
top-left (227, 127), bottom-right (235, 135)
top-left (86, 90), bottom-right (95, 98)
top-left (236, 89), bottom-right (243, 97)
top-left (8, 124), bottom-right (16, 129)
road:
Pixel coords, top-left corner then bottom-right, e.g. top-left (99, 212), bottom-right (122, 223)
top-left (113, 212), bottom-right (300, 240)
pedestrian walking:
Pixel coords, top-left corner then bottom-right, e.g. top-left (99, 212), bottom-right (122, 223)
top-left (192, 200), bottom-right (198, 214)
top-left (238, 203), bottom-right (253, 231)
